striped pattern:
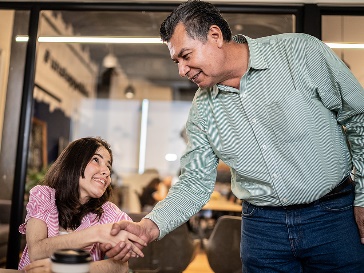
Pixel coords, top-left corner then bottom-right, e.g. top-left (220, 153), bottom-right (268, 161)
top-left (147, 33), bottom-right (364, 239)
top-left (18, 185), bottom-right (131, 269)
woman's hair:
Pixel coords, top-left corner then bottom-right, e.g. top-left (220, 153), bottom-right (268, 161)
top-left (160, 0), bottom-right (232, 43)
top-left (144, 178), bottom-right (162, 191)
top-left (44, 137), bottom-right (113, 230)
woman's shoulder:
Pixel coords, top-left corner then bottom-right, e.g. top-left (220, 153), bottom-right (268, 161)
top-left (99, 201), bottom-right (132, 222)
top-left (28, 185), bottom-right (56, 203)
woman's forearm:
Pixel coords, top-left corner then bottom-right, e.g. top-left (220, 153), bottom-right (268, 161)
top-left (28, 226), bottom-right (98, 261)
top-left (90, 259), bottom-right (129, 273)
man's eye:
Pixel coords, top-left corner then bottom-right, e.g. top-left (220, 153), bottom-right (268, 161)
top-left (182, 54), bottom-right (190, 60)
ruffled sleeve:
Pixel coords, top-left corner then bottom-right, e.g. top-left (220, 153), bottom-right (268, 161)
top-left (19, 185), bottom-right (59, 237)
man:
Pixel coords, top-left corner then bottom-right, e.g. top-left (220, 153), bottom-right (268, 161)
top-left (103, 0), bottom-right (364, 271)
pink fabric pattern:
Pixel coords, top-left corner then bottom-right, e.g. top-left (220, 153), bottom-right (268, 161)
top-left (18, 185), bottom-right (131, 270)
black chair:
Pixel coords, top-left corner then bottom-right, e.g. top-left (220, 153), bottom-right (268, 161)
top-left (202, 215), bottom-right (242, 273)
top-left (128, 213), bottom-right (200, 273)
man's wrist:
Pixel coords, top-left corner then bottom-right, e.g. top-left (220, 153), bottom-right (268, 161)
top-left (140, 218), bottom-right (160, 242)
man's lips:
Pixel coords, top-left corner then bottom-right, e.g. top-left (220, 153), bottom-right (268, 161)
top-left (189, 71), bottom-right (202, 82)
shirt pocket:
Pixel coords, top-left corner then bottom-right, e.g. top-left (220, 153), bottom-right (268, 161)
top-left (266, 91), bottom-right (311, 145)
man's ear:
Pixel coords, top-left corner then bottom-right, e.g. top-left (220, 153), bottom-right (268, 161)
top-left (208, 25), bottom-right (224, 48)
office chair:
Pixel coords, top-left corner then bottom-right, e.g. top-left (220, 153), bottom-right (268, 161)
top-left (202, 215), bottom-right (242, 273)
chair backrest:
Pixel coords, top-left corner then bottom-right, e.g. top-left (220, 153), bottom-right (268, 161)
top-left (204, 215), bottom-right (242, 273)
top-left (128, 213), bottom-right (199, 273)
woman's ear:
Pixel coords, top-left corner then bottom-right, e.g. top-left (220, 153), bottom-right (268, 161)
top-left (208, 25), bottom-right (224, 48)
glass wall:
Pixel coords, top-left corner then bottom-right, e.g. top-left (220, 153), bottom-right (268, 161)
top-left (0, 8), bottom-right (29, 267)
top-left (322, 15), bottom-right (364, 88)
top-left (25, 9), bottom-right (295, 212)
top-left (0, 4), bottom-right (297, 268)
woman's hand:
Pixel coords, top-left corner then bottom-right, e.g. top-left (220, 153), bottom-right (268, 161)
top-left (96, 223), bottom-right (147, 258)
top-left (24, 258), bottom-right (51, 273)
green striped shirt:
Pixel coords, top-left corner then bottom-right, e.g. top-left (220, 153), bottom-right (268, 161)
top-left (147, 33), bottom-right (364, 239)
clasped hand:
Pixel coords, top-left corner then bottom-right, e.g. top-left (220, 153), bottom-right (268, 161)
top-left (100, 219), bottom-right (158, 262)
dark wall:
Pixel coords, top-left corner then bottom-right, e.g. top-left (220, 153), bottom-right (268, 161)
top-left (32, 101), bottom-right (71, 164)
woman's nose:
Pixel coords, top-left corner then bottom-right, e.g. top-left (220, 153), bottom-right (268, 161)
top-left (100, 166), bottom-right (110, 176)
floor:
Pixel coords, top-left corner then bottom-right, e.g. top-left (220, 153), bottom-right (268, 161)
top-left (183, 250), bottom-right (214, 273)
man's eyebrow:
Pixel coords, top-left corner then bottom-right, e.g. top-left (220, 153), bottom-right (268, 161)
top-left (177, 48), bottom-right (189, 58)
top-left (172, 48), bottom-right (189, 63)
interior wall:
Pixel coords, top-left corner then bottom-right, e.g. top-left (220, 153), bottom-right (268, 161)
top-left (322, 15), bottom-right (364, 87)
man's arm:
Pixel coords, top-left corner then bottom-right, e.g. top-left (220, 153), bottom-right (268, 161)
top-left (101, 218), bottom-right (160, 261)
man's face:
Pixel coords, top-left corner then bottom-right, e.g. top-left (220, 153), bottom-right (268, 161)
top-left (167, 23), bottom-right (224, 89)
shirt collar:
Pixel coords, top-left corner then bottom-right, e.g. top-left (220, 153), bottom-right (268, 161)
top-left (209, 35), bottom-right (268, 98)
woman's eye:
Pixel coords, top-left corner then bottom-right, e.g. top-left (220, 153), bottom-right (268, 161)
top-left (93, 157), bottom-right (99, 163)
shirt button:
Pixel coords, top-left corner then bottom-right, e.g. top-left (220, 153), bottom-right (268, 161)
top-left (251, 118), bottom-right (257, 124)
top-left (262, 144), bottom-right (267, 150)
top-left (272, 173), bottom-right (278, 179)
top-left (283, 198), bottom-right (288, 203)
top-left (242, 93), bottom-right (247, 98)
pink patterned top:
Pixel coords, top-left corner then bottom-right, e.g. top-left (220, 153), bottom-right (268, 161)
top-left (18, 185), bottom-right (131, 270)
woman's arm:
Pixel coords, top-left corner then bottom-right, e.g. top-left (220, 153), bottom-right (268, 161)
top-left (90, 259), bottom-right (129, 273)
top-left (23, 258), bottom-right (129, 273)
top-left (26, 218), bottom-right (145, 262)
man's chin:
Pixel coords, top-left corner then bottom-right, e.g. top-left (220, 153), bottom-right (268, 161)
top-left (195, 82), bottom-right (214, 89)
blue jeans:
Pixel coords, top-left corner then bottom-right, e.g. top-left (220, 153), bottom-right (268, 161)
top-left (241, 183), bottom-right (364, 273)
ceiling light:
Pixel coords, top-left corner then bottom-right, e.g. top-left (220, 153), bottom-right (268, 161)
top-left (165, 154), bottom-right (178, 162)
top-left (124, 84), bottom-right (135, 99)
top-left (325, 42), bottom-right (364, 49)
top-left (16, 35), bottom-right (163, 44)
top-left (102, 53), bottom-right (118, 68)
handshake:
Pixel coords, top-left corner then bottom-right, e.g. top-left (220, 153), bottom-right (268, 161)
top-left (100, 218), bottom-right (160, 262)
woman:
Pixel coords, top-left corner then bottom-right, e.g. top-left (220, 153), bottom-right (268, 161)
top-left (19, 137), bottom-right (145, 273)
top-left (139, 178), bottom-right (164, 212)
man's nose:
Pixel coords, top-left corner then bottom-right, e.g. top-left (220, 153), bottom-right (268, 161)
top-left (178, 63), bottom-right (189, 78)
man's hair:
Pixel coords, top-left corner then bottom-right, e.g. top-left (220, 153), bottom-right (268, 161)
top-left (160, 0), bottom-right (232, 43)
top-left (44, 137), bottom-right (113, 230)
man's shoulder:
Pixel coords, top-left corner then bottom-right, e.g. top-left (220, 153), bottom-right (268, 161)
top-left (250, 33), bottom-right (324, 55)
top-left (255, 33), bottom-right (320, 46)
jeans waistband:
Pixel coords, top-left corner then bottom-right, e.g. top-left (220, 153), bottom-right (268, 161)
top-left (247, 175), bottom-right (354, 210)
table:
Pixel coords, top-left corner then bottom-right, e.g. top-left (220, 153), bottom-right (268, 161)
top-left (0, 269), bottom-right (22, 272)
top-left (202, 196), bottom-right (242, 213)
top-left (190, 195), bottom-right (242, 239)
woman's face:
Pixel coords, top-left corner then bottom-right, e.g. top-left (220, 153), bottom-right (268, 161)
top-left (79, 146), bottom-right (112, 204)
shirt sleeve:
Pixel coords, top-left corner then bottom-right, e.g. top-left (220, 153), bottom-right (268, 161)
top-left (19, 185), bottom-right (59, 236)
top-left (145, 92), bottom-right (219, 239)
top-left (305, 35), bottom-right (364, 206)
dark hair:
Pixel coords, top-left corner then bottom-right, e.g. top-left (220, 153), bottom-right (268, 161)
top-left (160, 0), bottom-right (232, 43)
top-left (44, 137), bottom-right (113, 230)
top-left (144, 178), bottom-right (162, 190)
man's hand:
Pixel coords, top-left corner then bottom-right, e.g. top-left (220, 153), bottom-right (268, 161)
top-left (100, 218), bottom-right (160, 261)
top-left (354, 206), bottom-right (364, 244)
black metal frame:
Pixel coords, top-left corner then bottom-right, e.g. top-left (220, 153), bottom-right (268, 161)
top-left (0, 1), bottom-right (362, 269)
